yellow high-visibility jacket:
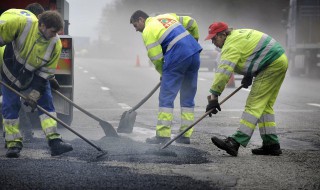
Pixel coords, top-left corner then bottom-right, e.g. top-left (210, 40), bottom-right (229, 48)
top-left (0, 9), bottom-right (62, 91)
top-left (142, 13), bottom-right (201, 74)
top-left (210, 29), bottom-right (285, 95)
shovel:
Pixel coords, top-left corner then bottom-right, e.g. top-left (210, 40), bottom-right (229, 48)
top-left (52, 89), bottom-right (118, 137)
top-left (0, 80), bottom-right (108, 158)
top-left (117, 82), bottom-right (161, 133)
top-left (161, 85), bottom-right (244, 149)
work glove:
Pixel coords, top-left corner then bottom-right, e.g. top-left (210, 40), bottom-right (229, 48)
top-left (49, 78), bottom-right (60, 90)
top-left (24, 89), bottom-right (41, 112)
top-left (241, 75), bottom-right (253, 89)
top-left (206, 95), bottom-right (221, 117)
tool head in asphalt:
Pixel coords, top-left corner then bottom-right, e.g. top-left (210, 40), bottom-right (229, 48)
top-left (96, 150), bottom-right (108, 159)
top-left (99, 120), bottom-right (119, 137)
top-left (117, 110), bottom-right (137, 134)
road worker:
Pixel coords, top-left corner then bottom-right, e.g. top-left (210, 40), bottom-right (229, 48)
top-left (130, 10), bottom-right (202, 144)
top-left (0, 8), bottom-right (73, 158)
top-left (205, 22), bottom-right (288, 156)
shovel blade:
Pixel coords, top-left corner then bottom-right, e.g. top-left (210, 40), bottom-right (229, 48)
top-left (117, 110), bottom-right (137, 133)
top-left (99, 120), bottom-right (119, 137)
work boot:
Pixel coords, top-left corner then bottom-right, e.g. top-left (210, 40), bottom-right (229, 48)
top-left (146, 136), bottom-right (170, 144)
top-left (252, 144), bottom-right (282, 156)
top-left (211, 136), bottom-right (240, 156)
top-left (49, 138), bottom-right (73, 156)
top-left (175, 136), bottom-right (190, 144)
top-left (6, 142), bottom-right (23, 158)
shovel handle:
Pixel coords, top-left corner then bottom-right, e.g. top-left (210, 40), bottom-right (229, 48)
top-left (161, 85), bottom-right (244, 149)
top-left (0, 81), bottom-right (104, 152)
top-left (130, 82), bottom-right (161, 112)
top-left (53, 89), bottom-right (102, 122)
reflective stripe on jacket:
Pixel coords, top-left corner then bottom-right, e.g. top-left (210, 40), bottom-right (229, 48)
top-left (210, 29), bottom-right (285, 95)
top-left (142, 13), bottom-right (202, 75)
top-left (0, 9), bottom-right (62, 88)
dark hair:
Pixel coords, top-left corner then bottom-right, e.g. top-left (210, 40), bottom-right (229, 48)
top-left (38, 11), bottom-right (63, 31)
top-left (25, 3), bottom-right (44, 17)
top-left (130, 10), bottom-right (149, 23)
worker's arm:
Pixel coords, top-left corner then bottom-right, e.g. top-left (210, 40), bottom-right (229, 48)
top-left (33, 38), bottom-right (62, 94)
top-left (0, 10), bottom-right (23, 46)
top-left (175, 14), bottom-right (199, 40)
top-left (142, 23), bottom-right (164, 75)
top-left (210, 47), bottom-right (239, 96)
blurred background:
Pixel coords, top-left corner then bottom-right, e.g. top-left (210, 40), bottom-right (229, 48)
top-left (68, 0), bottom-right (289, 60)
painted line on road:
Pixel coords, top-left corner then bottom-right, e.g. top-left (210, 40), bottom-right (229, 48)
top-left (83, 70), bottom-right (88, 73)
top-left (78, 66), bottom-right (83, 69)
top-left (198, 78), bottom-right (206, 81)
top-left (307, 103), bottom-right (320, 108)
top-left (118, 103), bottom-right (132, 109)
top-left (101, 86), bottom-right (110, 91)
top-left (90, 77), bottom-right (96, 80)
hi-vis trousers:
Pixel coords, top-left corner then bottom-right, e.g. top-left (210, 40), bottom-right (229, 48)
top-left (232, 53), bottom-right (288, 146)
top-left (2, 81), bottom-right (61, 148)
top-left (156, 53), bottom-right (200, 138)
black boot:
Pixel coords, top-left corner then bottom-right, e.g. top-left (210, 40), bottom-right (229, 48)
top-left (146, 136), bottom-right (170, 144)
top-left (252, 144), bottom-right (282, 156)
top-left (49, 139), bottom-right (73, 156)
top-left (211, 136), bottom-right (240, 156)
top-left (176, 137), bottom-right (190, 144)
top-left (6, 143), bottom-right (23, 158)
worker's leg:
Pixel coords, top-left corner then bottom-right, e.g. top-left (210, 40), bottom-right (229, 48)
top-left (179, 53), bottom-right (200, 138)
top-left (232, 54), bottom-right (288, 147)
top-left (155, 61), bottom-right (185, 139)
top-left (37, 81), bottom-right (61, 140)
top-left (37, 81), bottom-right (73, 156)
top-left (2, 84), bottom-right (23, 157)
top-left (257, 54), bottom-right (288, 146)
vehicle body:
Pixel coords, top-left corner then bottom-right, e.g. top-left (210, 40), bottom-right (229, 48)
top-left (0, 0), bottom-right (74, 126)
top-left (200, 41), bottom-right (220, 71)
top-left (286, 0), bottom-right (320, 78)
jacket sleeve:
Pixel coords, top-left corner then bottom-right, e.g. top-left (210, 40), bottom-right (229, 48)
top-left (35, 40), bottom-right (61, 80)
top-left (142, 21), bottom-right (164, 75)
top-left (174, 14), bottom-right (199, 40)
top-left (0, 10), bottom-right (23, 46)
top-left (33, 38), bottom-right (62, 94)
top-left (210, 47), bottom-right (240, 95)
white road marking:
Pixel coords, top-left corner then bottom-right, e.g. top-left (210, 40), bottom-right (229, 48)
top-left (101, 86), bottom-right (110, 91)
top-left (78, 66), bottom-right (83, 69)
top-left (198, 78), bottom-right (206, 81)
top-left (90, 77), bottom-right (96, 80)
top-left (118, 103), bottom-right (132, 109)
top-left (307, 103), bottom-right (320, 108)
top-left (83, 70), bottom-right (88, 73)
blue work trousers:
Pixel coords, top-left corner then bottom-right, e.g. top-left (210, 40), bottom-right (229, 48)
top-left (159, 53), bottom-right (200, 108)
top-left (2, 81), bottom-right (55, 119)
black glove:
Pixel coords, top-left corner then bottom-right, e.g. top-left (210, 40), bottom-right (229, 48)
top-left (241, 76), bottom-right (253, 89)
top-left (49, 78), bottom-right (60, 90)
top-left (206, 95), bottom-right (221, 117)
top-left (24, 89), bottom-right (41, 112)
